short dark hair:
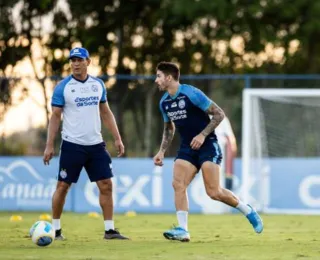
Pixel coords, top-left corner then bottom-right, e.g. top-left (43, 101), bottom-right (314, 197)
top-left (156, 61), bottom-right (180, 81)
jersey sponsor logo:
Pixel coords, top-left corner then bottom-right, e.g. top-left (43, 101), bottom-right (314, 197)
top-left (167, 109), bottom-right (187, 120)
top-left (74, 96), bottom-right (99, 107)
top-left (178, 99), bottom-right (185, 109)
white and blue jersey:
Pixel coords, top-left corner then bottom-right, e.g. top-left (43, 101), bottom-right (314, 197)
top-left (52, 75), bottom-right (107, 145)
top-left (159, 84), bottom-right (222, 169)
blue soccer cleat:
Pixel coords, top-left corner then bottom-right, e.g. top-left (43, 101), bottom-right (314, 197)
top-left (246, 205), bottom-right (264, 234)
top-left (163, 226), bottom-right (190, 242)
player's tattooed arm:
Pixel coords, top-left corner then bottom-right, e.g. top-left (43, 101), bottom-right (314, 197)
top-left (201, 102), bottom-right (225, 137)
top-left (160, 121), bottom-right (175, 153)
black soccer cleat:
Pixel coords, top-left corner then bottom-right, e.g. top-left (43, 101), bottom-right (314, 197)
top-left (104, 229), bottom-right (129, 240)
top-left (55, 229), bottom-right (66, 240)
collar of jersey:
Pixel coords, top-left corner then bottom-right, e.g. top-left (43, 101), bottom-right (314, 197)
top-left (168, 84), bottom-right (182, 100)
top-left (72, 74), bottom-right (89, 83)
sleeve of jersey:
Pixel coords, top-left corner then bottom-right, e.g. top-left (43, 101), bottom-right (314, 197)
top-left (159, 101), bottom-right (170, 122)
top-left (99, 79), bottom-right (107, 103)
top-left (51, 83), bottom-right (65, 107)
top-left (188, 87), bottom-right (213, 112)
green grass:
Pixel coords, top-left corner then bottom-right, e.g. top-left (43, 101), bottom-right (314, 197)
top-left (0, 212), bottom-right (319, 260)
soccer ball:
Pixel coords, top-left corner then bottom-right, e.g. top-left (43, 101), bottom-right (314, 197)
top-left (29, 221), bottom-right (41, 237)
top-left (30, 221), bottom-right (55, 247)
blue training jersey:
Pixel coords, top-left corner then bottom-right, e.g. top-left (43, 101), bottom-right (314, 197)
top-left (159, 84), bottom-right (217, 145)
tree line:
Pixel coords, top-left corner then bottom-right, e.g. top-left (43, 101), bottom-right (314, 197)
top-left (1, 0), bottom-right (320, 156)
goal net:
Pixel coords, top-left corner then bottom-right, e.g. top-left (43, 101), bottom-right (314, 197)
top-left (241, 89), bottom-right (320, 213)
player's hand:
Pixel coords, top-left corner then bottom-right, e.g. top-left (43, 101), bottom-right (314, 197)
top-left (190, 133), bottom-right (205, 150)
top-left (153, 151), bottom-right (164, 166)
top-left (43, 144), bottom-right (54, 165)
top-left (115, 139), bottom-right (125, 157)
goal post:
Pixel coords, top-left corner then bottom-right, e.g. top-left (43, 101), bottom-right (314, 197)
top-left (241, 88), bottom-right (320, 213)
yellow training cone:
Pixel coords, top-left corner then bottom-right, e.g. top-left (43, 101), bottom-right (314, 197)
top-left (39, 214), bottom-right (52, 221)
top-left (10, 215), bottom-right (23, 222)
top-left (88, 212), bottom-right (100, 218)
top-left (125, 211), bottom-right (137, 217)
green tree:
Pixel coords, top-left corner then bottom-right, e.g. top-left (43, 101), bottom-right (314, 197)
top-left (0, 0), bottom-right (29, 152)
top-left (3, 0), bottom-right (320, 156)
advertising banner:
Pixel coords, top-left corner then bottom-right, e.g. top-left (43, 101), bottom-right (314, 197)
top-left (0, 157), bottom-right (319, 214)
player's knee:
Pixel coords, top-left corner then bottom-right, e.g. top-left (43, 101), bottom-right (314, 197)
top-left (206, 188), bottom-right (223, 201)
top-left (98, 179), bottom-right (113, 195)
top-left (172, 180), bottom-right (186, 192)
top-left (55, 181), bottom-right (70, 195)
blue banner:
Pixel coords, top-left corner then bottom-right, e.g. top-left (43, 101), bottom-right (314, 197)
top-left (267, 158), bottom-right (320, 210)
top-left (0, 157), bottom-right (319, 214)
top-left (73, 159), bottom-right (176, 213)
top-left (0, 157), bottom-right (72, 211)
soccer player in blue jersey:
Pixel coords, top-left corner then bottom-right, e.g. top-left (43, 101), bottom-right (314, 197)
top-left (153, 61), bottom-right (263, 242)
top-left (43, 47), bottom-right (129, 240)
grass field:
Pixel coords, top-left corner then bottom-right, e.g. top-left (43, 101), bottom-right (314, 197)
top-left (0, 212), bottom-right (319, 260)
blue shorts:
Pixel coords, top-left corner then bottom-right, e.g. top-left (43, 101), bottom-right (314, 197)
top-left (58, 140), bottom-right (113, 183)
top-left (175, 140), bottom-right (223, 171)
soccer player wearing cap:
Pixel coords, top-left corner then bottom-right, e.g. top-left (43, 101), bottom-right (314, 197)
top-left (43, 47), bottom-right (129, 240)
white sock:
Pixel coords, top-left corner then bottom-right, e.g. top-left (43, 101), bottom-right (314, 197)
top-left (52, 219), bottom-right (61, 230)
top-left (104, 220), bottom-right (114, 231)
top-left (176, 211), bottom-right (188, 231)
top-left (236, 201), bottom-right (252, 216)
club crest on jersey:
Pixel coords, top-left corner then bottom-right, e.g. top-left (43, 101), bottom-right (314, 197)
top-left (178, 99), bottom-right (186, 109)
top-left (171, 102), bottom-right (177, 108)
top-left (60, 169), bottom-right (67, 179)
top-left (91, 85), bottom-right (98, 92)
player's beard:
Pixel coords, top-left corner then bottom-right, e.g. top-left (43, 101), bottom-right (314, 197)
top-left (158, 82), bottom-right (168, 91)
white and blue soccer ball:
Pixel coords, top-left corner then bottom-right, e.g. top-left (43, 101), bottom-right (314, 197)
top-left (29, 221), bottom-right (41, 237)
top-left (30, 221), bottom-right (55, 247)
